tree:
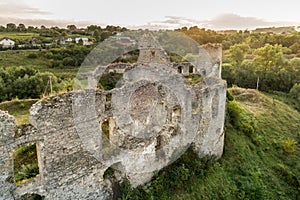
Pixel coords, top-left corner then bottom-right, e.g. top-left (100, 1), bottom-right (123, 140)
top-left (228, 43), bottom-right (250, 67)
top-left (254, 44), bottom-right (285, 72)
top-left (253, 44), bottom-right (288, 91)
top-left (6, 23), bottom-right (16, 32)
top-left (290, 58), bottom-right (300, 83)
top-left (17, 24), bottom-right (26, 32)
top-left (67, 24), bottom-right (77, 31)
top-left (93, 29), bottom-right (101, 42)
top-left (0, 25), bottom-right (5, 32)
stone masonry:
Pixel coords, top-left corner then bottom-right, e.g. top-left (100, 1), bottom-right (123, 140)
top-left (0, 33), bottom-right (226, 199)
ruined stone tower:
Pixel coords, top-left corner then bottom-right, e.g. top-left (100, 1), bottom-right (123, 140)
top-left (0, 32), bottom-right (226, 199)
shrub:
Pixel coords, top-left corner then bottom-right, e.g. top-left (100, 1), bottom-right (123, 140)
top-left (226, 90), bottom-right (235, 101)
top-left (282, 138), bottom-right (297, 154)
top-left (226, 100), bottom-right (256, 137)
top-left (15, 164), bottom-right (39, 182)
top-left (98, 72), bottom-right (123, 91)
top-left (289, 83), bottom-right (300, 101)
top-left (27, 53), bottom-right (38, 59)
top-left (226, 100), bottom-right (242, 127)
top-left (62, 57), bottom-right (75, 66)
top-left (51, 60), bottom-right (63, 68)
top-left (45, 52), bottom-right (53, 59)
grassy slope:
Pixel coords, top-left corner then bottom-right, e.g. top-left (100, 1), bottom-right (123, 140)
top-left (0, 99), bottom-right (38, 124)
top-left (121, 88), bottom-right (300, 200)
top-left (178, 89), bottom-right (299, 199)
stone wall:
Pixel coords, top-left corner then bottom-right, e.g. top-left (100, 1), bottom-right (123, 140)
top-left (0, 92), bottom-right (112, 200)
top-left (0, 35), bottom-right (226, 199)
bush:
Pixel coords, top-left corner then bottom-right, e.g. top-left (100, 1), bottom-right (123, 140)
top-left (226, 90), bottom-right (235, 101)
top-left (14, 164), bottom-right (39, 182)
top-left (98, 72), bottom-right (123, 90)
top-left (45, 52), bottom-right (53, 59)
top-left (51, 60), bottom-right (63, 68)
top-left (289, 83), bottom-right (300, 101)
top-left (226, 99), bottom-right (255, 137)
top-left (62, 57), bottom-right (75, 66)
top-left (282, 138), bottom-right (297, 154)
top-left (27, 53), bottom-right (38, 59)
top-left (226, 100), bottom-right (242, 127)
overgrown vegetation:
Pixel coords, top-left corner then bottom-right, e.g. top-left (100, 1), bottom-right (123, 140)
top-left (98, 72), bottom-right (123, 90)
top-left (184, 74), bottom-right (203, 85)
top-left (119, 88), bottom-right (300, 199)
top-left (13, 144), bottom-right (39, 184)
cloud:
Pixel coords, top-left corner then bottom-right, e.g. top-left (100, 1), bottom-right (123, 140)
top-left (142, 14), bottom-right (299, 30)
top-left (0, 17), bottom-right (94, 28)
top-left (0, 0), bottom-right (51, 18)
top-left (0, 10), bottom-right (298, 30)
top-left (202, 14), bottom-right (298, 30)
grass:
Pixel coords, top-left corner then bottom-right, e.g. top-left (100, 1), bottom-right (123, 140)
top-left (0, 32), bottom-right (39, 41)
top-left (0, 99), bottom-right (38, 124)
top-left (265, 90), bottom-right (300, 112)
top-left (184, 74), bottom-right (203, 85)
top-left (120, 87), bottom-right (300, 200)
top-left (13, 143), bottom-right (39, 184)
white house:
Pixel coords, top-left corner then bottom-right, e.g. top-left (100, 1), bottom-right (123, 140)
top-left (0, 38), bottom-right (15, 48)
top-left (75, 37), bottom-right (89, 45)
top-left (65, 37), bottom-right (73, 43)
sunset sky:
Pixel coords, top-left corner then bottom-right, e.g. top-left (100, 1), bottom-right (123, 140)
top-left (0, 0), bottom-right (299, 29)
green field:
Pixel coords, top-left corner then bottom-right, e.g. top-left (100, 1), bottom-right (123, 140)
top-left (0, 32), bottom-right (39, 41)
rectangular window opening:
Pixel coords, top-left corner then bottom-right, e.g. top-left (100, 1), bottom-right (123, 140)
top-left (13, 143), bottom-right (40, 185)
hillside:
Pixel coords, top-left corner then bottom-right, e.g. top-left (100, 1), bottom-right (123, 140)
top-left (120, 88), bottom-right (300, 200)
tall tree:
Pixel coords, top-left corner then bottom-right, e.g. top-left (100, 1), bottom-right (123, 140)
top-left (253, 44), bottom-right (287, 91)
top-left (6, 23), bottom-right (16, 32)
top-left (228, 43), bottom-right (250, 67)
top-left (67, 24), bottom-right (77, 31)
top-left (17, 24), bottom-right (26, 32)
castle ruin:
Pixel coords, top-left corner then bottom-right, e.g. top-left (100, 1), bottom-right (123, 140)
top-left (0, 32), bottom-right (226, 199)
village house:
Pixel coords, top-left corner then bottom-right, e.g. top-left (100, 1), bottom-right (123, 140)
top-left (0, 37), bottom-right (15, 48)
top-left (75, 37), bottom-right (89, 45)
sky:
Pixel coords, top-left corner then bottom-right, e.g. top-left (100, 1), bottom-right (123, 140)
top-left (0, 0), bottom-right (299, 30)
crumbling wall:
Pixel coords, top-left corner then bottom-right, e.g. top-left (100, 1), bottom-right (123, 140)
top-left (0, 92), bottom-right (112, 200)
top-left (0, 36), bottom-right (226, 199)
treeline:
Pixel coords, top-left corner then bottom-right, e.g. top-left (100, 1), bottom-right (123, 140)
top-left (177, 26), bottom-right (300, 105)
top-left (222, 43), bottom-right (300, 93)
top-left (177, 26), bottom-right (300, 53)
top-left (0, 66), bottom-right (60, 101)
top-left (0, 23), bottom-right (127, 42)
